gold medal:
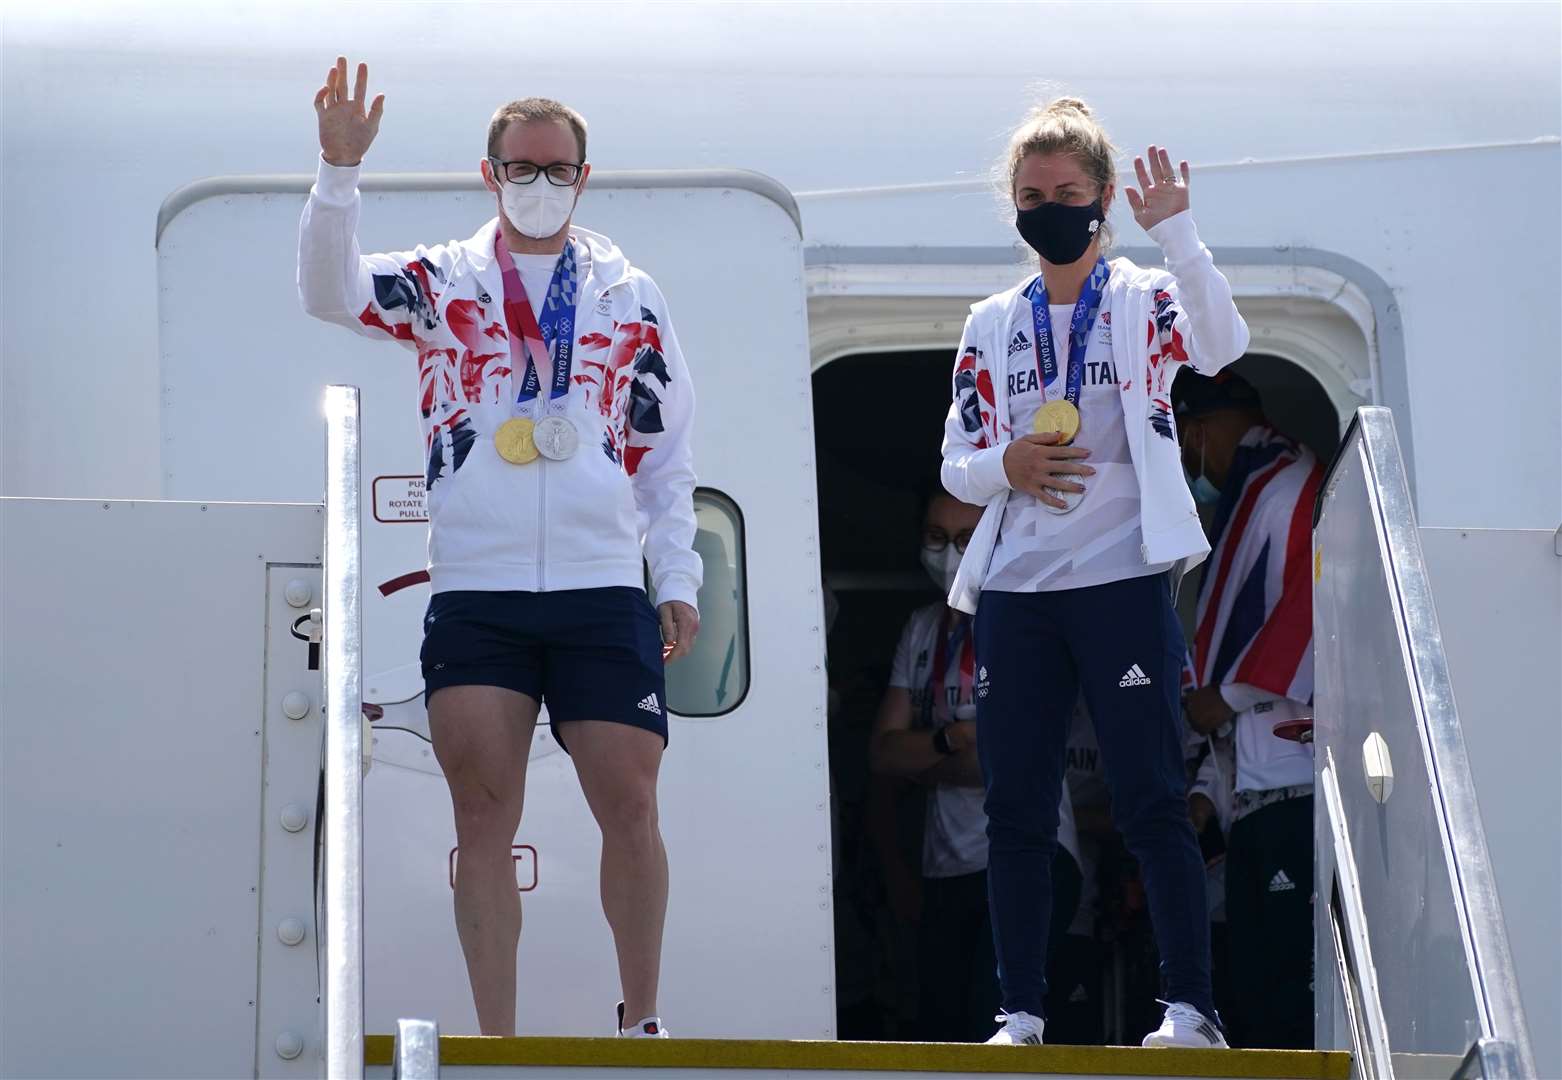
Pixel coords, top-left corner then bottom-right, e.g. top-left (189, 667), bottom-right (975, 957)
top-left (1033, 399), bottom-right (1081, 444)
top-left (494, 417), bottom-right (539, 464)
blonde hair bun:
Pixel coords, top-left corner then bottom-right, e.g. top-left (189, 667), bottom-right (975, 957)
top-left (1044, 96), bottom-right (1092, 118)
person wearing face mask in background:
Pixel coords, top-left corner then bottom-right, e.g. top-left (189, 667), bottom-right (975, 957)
top-left (299, 59), bottom-right (701, 1039)
top-left (867, 487), bottom-right (1081, 1043)
top-left (1174, 370), bottom-right (1323, 1051)
top-left (940, 97), bottom-right (1250, 1048)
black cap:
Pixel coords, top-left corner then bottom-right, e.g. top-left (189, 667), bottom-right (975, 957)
top-left (1171, 369), bottom-right (1263, 419)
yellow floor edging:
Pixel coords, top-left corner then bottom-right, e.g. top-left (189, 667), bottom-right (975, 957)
top-left (364, 1035), bottom-right (1351, 1078)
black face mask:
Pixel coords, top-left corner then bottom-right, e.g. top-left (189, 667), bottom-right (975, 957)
top-left (1015, 199), bottom-right (1105, 265)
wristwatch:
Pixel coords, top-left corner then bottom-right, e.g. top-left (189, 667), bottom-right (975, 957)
top-left (932, 726), bottom-right (956, 756)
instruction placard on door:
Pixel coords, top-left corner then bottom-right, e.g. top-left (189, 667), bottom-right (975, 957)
top-left (372, 476), bottom-right (428, 523)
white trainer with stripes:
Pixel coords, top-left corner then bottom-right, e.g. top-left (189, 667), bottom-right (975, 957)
top-left (1141, 1000), bottom-right (1229, 1048)
top-left (985, 1010), bottom-right (1044, 1045)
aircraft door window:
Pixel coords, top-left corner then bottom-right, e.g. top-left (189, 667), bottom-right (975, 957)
top-left (648, 488), bottom-right (749, 717)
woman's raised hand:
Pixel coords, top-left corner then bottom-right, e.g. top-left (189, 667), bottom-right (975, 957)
top-left (314, 56), bottom-right (384, 168)
top-left (1124, 145), bottom-right (1190, 232)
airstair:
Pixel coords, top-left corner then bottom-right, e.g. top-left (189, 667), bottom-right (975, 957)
top-left (309, 399), bottom-right (1530, 1079)
top-left (1308, 408), bottom-right (1534, 1080)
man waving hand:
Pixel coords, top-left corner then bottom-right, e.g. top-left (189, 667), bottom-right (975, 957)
top-left (300, 58), bottom-right (702, 1038)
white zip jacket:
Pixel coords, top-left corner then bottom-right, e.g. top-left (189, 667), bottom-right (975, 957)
top-left (940, 211), bottom-right (1249, 613)
top-left (298, 159), bottom-right (702, 609)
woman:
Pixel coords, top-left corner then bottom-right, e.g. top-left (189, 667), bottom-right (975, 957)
top-left (940, 97), bottom-right (1249, 1048)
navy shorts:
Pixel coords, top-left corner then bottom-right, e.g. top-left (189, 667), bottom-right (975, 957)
top-left (420, 586), bottom-right (668, 753)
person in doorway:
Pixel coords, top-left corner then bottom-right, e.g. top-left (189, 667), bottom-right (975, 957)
top-left (868, 488), bottom-right (1083, 1043)
top-left (1176, 370), bottom-right (1323, 1050)
top-left (940, 97), bottom-right (1250, 1048)
top-left (298, 59), bottom-right (701, 1038)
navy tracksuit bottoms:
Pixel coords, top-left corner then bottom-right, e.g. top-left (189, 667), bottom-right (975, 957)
top-left (973, 573), bottom-right (1216, 1021)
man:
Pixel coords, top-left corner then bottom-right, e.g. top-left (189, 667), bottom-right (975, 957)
top-left (1174, 370), bottom-right (1323, 1050)
top-left (298, 58), bottom-right (701, 1038)
top-left (866, 488), bottom-right (1081, 1043)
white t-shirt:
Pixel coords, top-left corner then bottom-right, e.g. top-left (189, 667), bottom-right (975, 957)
top-left (509, 251), bottom-right (559, 321)
top-left (889, 603), bottom-right (1080, 878)
top-left (985, 296), bottom-right (1172, 592)
top-left (1220, 684), bottom-right (1314, 793)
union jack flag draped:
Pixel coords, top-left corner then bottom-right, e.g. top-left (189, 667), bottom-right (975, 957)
top-left (1191, 426), bottom-right (1324, 702)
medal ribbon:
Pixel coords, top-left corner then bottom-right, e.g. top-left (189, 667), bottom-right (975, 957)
top-left (1026, 257), bottom-right (1111, 407)
top-left (927, 614), bottom-right (974, 728)
top-left (494, 231), bottom-right (580, 418)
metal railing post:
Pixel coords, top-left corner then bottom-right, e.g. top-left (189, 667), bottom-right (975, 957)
top-left (391, 1019), bottom-right (440, 1080)
top-left (322, 385), bottom-right (365, 1079)
top-left (1320, 752), bottom-right (1394, 1080)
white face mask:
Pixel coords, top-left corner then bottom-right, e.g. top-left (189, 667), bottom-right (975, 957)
top-left (499, 177), bottom-right (579, 240)
top-left (920, 544), bottom-right (963, 595)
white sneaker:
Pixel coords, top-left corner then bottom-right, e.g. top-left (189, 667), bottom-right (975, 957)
top-left (985, 1010), bottom-right (1044, 1045)
top-left (615, 1001), bottom-right (670, 1038)
top-left (1141, 1000), bottom-right (1228, 1048)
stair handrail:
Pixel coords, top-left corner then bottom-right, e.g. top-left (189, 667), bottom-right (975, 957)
top-left (322, 385), bottom-right (366, 1079)
top-left (1315, 407), bottom-right (1535, 1077)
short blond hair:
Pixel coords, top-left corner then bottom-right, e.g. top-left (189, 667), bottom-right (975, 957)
top-left (486, 97), bottom-right (588, 161)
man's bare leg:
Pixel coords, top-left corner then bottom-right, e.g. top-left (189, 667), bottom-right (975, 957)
top-left (430, 685), bottom-right (539, 1036)
top-left (559, 721), bottom-right (667, 1027)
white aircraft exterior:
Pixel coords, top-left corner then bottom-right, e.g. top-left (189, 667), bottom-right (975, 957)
top-left (2, 3), bottom-right (1558, 1078)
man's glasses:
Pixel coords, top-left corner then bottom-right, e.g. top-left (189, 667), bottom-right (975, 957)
top-left (489, 158), bottom-right (583, 187)
top-left (923, 531), bottom-right (973, 554)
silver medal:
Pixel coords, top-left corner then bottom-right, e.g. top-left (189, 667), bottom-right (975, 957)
top-left (533, 415), bottom-right (580, 461)
top-left (1042, 474), bottom-right (1085, 515)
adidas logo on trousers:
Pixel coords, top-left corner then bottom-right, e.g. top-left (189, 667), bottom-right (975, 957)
top-left (1118, 664), bottom-right (1152, 688)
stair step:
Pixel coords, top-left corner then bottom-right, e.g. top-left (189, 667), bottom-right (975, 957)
top-left (364, 1035), bottom-right (1350, 1079)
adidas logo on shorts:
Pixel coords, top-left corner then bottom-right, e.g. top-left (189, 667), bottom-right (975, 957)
top-left (1269, 869), bottom-right (1297, 893)
top-left (637, 693), bottom-right (662, 715)
top-left (1118, 663), bottom-right (1152, 688)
